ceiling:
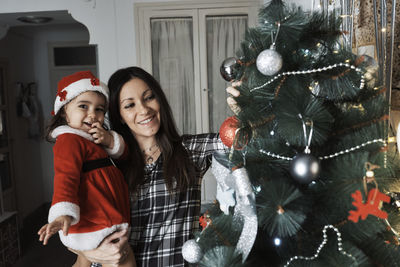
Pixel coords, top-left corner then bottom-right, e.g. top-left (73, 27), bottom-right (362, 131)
top-left (0, 10), bottom-right (79, 28)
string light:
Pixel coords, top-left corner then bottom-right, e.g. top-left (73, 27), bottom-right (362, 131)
top-left (274, 237), bottom-right (282, 246)
top-left (283, 225), bottom-right (358, 267)
top-left (259, 139), bottom-right (386, 161)
top-left (250, 62), bottom-right (365, 92)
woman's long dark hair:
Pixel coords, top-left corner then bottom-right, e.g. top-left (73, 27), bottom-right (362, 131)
top-left (108, 66), bottom-right (195, 193)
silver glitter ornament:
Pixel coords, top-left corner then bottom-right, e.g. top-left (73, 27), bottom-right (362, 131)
top-left (289, 153), bottom-right (320, 184)
top-left (182, 239), bottom-right (203, 263)
top-left (211, 155), bottom-right (258, 263)
top-left (220, 57), bottom-right (240, 81)
top-left (256, 45), bottom-right (283, 76)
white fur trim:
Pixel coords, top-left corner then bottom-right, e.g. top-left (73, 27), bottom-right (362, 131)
top-left (59, 223), bottom-right (129, 251)
top-left (54, 79), bottom-right (109, 115)
top-left (104, 131), bottom-right (125, 158)
top-left (48, 201), bottom-right (80, 225)
top-left (51, 125), bottom-right (94, 141)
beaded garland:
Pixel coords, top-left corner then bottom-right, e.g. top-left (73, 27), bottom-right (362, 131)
top-left (283, 225), bottom-right (358, 267)
top-left (259, 139), bottom-right (386, 161)
top-left (250, 62), bottom-right (365, 93)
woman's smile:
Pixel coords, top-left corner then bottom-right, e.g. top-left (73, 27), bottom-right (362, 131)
top-left (138, 116), bottom-right (155, 125)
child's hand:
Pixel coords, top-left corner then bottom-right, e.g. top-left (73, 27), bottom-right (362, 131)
top-left (227, 81), bottom-right (241, 115)
top-left (89, 122), bottom-right (114, 149)
top-left (38, 215), bottom-right (72, 245)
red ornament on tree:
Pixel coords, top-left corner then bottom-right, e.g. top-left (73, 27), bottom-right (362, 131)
top-left (199, 212), bottom-right (211, 230)
top-left (348, 188), bottom-right (390, 223)
top-left (219, 116), bottom-right (240, 148)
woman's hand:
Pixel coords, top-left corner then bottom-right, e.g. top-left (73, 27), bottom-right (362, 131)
top-left (226, 81), bottom-right (241, 115)
top-left (69, 229), bottom-right (130, 265)
top-left (89, 122), bottom-right (114, 149)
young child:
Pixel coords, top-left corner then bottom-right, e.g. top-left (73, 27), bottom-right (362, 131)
top-left (37, 71), bottom-right (136, 267)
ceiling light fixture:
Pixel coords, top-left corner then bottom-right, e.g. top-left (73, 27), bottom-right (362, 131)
top-left (17, 16), bottom-right (53, 24)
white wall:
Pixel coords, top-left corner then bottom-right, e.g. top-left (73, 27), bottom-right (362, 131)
top-left (2, 0), bottom-right (312, 83)
top-left (2, 0), bottom-right (114, 81)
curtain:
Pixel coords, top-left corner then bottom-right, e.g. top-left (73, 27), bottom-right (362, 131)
top-left (151, 18), bottom-right (196, 134)
top-left (150, 15), bottom-right (247, 134)
top-left (206, 15), bottom-right (247, 132)
top-left (150, 14), bottom-right (248, 203)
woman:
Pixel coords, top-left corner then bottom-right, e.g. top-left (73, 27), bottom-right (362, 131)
top-left (80, 67), bottom-right (239, 266)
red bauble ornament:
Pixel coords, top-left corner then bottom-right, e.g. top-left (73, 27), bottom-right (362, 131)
top-left (219, 116), bottom-right (239, 148)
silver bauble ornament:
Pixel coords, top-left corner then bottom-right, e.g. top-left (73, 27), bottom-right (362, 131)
top-left (362, 54), bottom-right (379, 88)
top-left (289, 153), bottom-right (320, 184)
top-left (182, 239), bottom-right (203, 263)
top-left (220, 57), bottom-right (240, 81)
top-left (256, 46), bottom-right (283, 76)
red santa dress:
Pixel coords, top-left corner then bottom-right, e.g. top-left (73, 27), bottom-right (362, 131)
top-left (48, 125), bottom-right (130, 251)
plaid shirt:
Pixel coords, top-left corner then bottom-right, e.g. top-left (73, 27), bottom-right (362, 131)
top-left (92, 133), bottom-right (225, 267)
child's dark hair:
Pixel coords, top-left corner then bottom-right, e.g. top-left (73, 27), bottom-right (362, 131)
top-left (45, 108), bottom-right (67, 143)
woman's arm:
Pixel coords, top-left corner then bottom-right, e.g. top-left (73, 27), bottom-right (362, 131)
top-left (181, 81), bottom-right (242, 176)
top-left (70, 229), bottom-right (130, 265)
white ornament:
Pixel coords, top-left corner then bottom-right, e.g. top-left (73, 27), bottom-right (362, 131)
top-left (256, 45), bottom-right (283, 76)
top-left (216, 185), bottom-right (236, 215)
top-left (182, 239), bottom-right (203, 263)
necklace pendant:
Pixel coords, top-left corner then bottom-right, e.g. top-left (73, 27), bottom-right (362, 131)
top-left (146, 156), bottom-right (154, 163)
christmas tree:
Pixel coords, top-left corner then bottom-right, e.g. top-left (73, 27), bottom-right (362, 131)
top-left (181, 0), bottom-right (400, 266)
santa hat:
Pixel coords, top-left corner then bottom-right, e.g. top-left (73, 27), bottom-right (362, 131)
top-left (53, 71), bottom-right (109, 115)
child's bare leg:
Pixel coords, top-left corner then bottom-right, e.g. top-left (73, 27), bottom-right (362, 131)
top-left (103, 246), bottom-right (136, 267)
top-left (72, 254), bottom-right (92, 267)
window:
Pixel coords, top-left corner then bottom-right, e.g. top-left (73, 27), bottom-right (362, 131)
top-left (53, 46), bottom-right (96, 66)
top-left (48, 41), bottom-right (98, 101)
top-left (135, 0), bottom-right (259, 134)
top-left (135, 0), bottom-right (260, 203)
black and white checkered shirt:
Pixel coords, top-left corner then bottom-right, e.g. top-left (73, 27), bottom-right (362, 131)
top-left (92, 133), bottom-right (225, 267)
